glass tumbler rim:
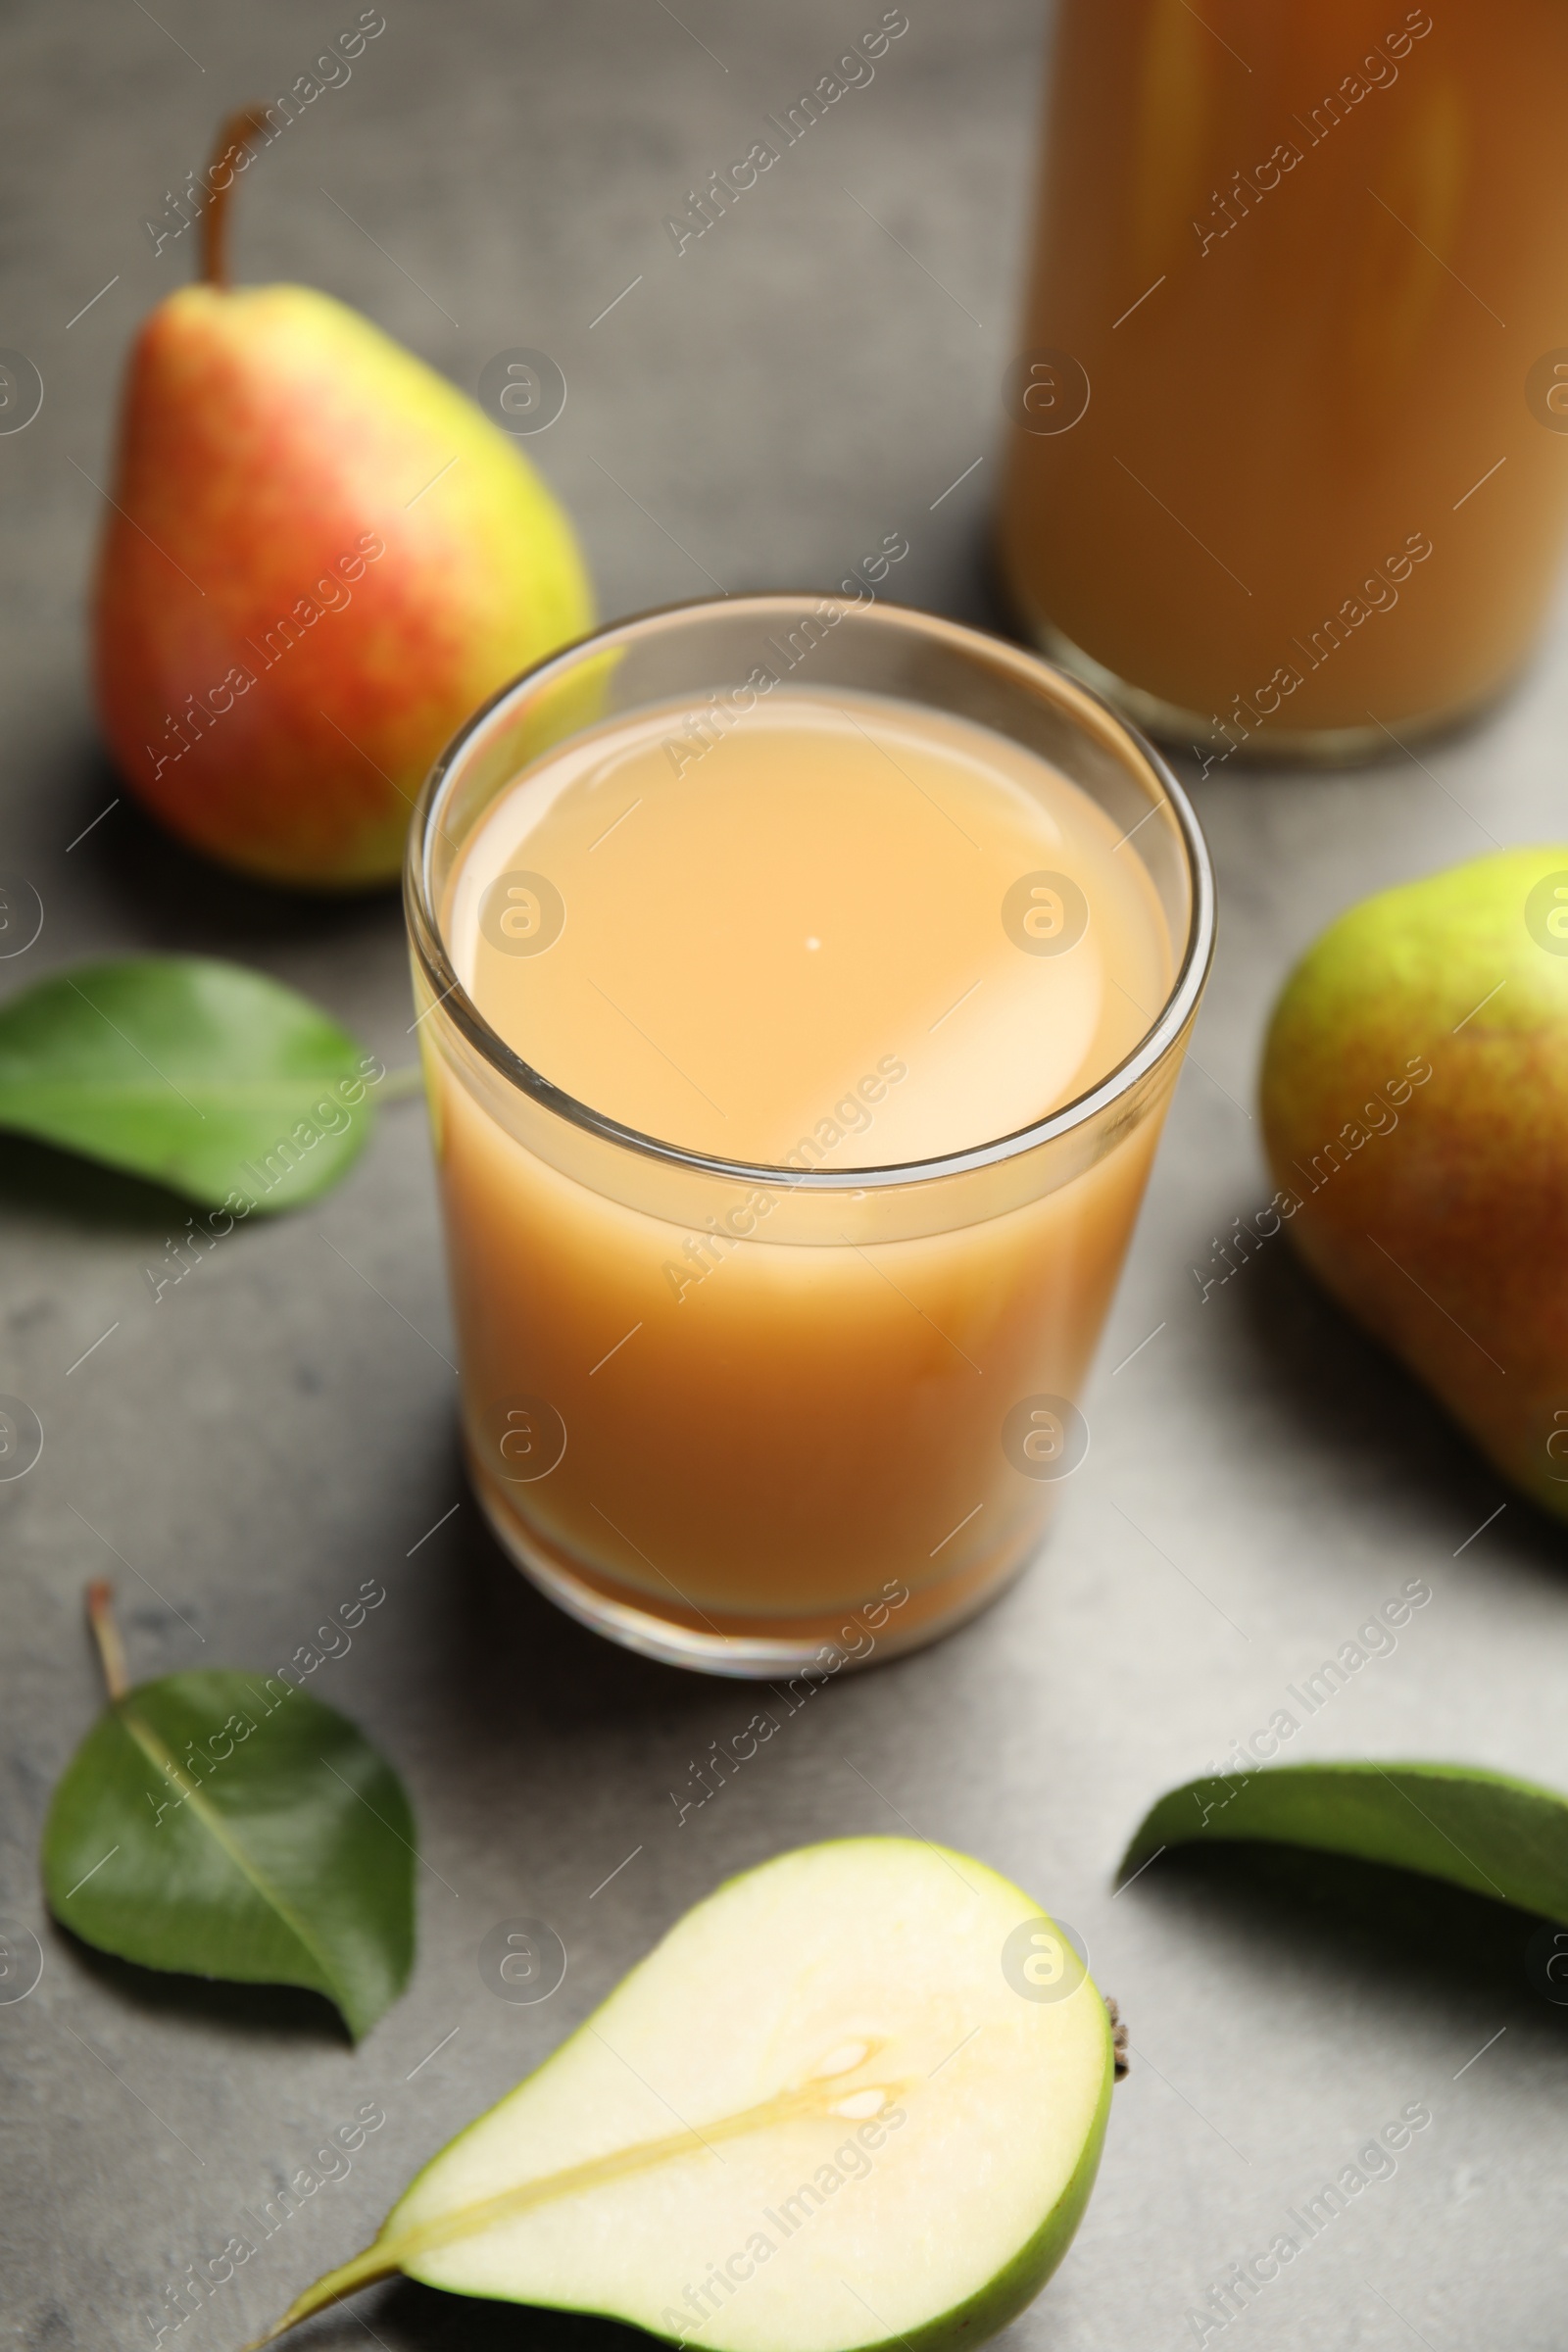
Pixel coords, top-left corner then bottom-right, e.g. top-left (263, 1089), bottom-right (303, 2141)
top-left (404, 590), bottom-right (1216, 1193)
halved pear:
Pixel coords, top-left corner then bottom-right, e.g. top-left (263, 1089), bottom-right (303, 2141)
top-left (255, 1838), bottom-right (1114, 2352)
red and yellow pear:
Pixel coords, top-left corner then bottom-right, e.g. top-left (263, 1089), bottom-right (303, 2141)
top-left (92, 111), bottom-right (593, 889)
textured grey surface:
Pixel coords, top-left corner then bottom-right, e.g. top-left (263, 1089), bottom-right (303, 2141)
top-left (2, 4), bottom-right (1566, 2349)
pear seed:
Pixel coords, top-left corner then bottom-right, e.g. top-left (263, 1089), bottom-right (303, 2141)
top-left (809, 2038), bottom-right (872, 2080)
top-left (827, 2086), bottom-right (889, 2120)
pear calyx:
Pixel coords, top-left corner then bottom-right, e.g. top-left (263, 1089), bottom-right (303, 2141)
top-left (1105, 1994), bottom-right (1129, 2081)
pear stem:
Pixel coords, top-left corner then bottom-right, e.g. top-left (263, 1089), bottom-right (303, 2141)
top-left (237, 2243), bottom-right (397, 2351)
top-left (200, 108), bottom-right (272, 291)
top-left (85, 1581), bottom-right (128, 1700)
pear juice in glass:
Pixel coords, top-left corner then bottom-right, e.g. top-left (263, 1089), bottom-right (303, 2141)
top-left (407, 598), bottom-right (1212, 1675)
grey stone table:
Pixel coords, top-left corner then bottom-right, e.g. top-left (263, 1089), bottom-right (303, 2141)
top-left (2, 4), bottom-right (1564, 2348)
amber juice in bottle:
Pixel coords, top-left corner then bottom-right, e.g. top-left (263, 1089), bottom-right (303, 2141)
top-left (999, 0), bottom-right (1568, 757)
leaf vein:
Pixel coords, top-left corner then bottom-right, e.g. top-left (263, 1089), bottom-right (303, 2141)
top-left (116, 1702), bottom-right (347, 2004)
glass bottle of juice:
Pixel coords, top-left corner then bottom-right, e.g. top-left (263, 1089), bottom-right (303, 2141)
top-left (998, 0), bottom-right (1568, 760)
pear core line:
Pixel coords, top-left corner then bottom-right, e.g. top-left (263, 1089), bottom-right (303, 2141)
top-left (243, 2046), bottom-right (906, 2348)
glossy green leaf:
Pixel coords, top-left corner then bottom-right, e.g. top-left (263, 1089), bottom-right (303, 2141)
top-left (42, 1669), bottom-right (416, 2038)
top-left (0, 956), bottom-right (378, 1211)
top-left (1118, 1760), bottom-right (1568, 1923)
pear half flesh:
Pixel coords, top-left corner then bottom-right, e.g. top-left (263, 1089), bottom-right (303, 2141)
top-left (257, 1838), bottom-right (1113, 2352)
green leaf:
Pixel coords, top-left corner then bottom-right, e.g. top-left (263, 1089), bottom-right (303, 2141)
top-left (0, 956), bottom-right (377, 1212)
top-left (1117, 1760), bottom-right (1568, 1924)
top-left (42, 1670), bottom-right (416, 2038)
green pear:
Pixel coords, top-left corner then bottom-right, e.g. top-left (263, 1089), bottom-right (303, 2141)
top-left (250, 1838), bottom-right (1116, 2351)
top-left (93, 111), bottom-right (592, 890)
top-left (1259, 846), bottom-right (1568, 1516)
